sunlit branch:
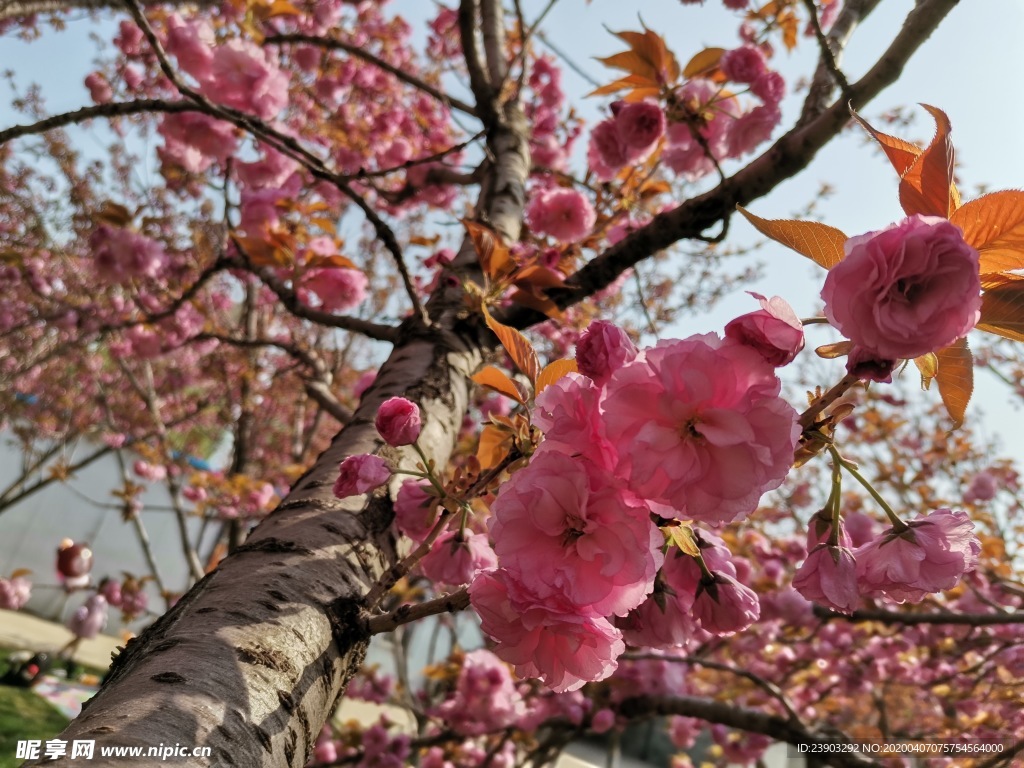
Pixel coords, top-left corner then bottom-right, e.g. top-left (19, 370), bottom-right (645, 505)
top-left (0, 99), bottom-right (197, 146)
top-left (365, 588), bottom-right (470, 635)
top-left (814, 606), bottom-right (1024, 625)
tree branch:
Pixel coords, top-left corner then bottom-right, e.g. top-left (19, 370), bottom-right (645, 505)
top-left (617, 696), bottom-right (882, 768)
top-left (814, 606), bottom-right (1024, 625)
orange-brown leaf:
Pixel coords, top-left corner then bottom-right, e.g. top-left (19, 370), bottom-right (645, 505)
top-left (851, 110), bottom-right (922, 178)
top-left (934, 337), bottom-right (973, 429)
top-left (913, 352), bottom-right (938, 389)
top-left (587, 74), bottom-right (653, 97)
top-left (477, 424), bottom-right (513, 469)
top-left (463, 219), bottom-right (514, 280)
top-left (815, 340), bottom-right (853, 359)
top-left (507, 289), bottom-right (564, 320)
top-left (483, 307), bottom-right (541, 385)
top-left (514, 264), bottom-right (565, 290)
top-left (949, 190), bottom-right (1024, 273)
top-left (737, 206), bottom-right (847, 269)
top-left (535, 359), bottom-right (578, 396)
top-left (306, 253), bottom-right (357, 270)
top-left (608, 28), bottom-right (680, 86)
top-left (977, 275), bottom-right (1024, 342)
top-left (898, 105), bottom-right (959, 218)
top-left (596, 50), bottom-right (658, 82)
top-left (683, 47), bottom-right (725, 79)
top-left (777, 8), bottom-right (798, 51)
top-left (471, 366), bottom-right (526, 405)
top-left (97, 201), bottom-right (133, 227)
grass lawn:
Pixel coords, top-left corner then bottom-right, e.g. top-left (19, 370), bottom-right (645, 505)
top-left (0, 649), bottom-right (70, 768)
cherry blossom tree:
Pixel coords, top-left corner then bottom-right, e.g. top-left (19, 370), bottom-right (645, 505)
top-left (2, 0), bottom-right (1023, 766)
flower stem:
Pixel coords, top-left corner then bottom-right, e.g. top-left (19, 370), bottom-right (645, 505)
top-left (828, 446), bottom-right (908, 533)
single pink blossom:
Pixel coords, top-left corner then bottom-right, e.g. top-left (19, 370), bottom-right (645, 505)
top-left (575, 320), bottom-right (639, 386)
top-left (751, 70), bottom-right (785, 104)
top-left (375, 397), bottom-right (422, 447)
top-left (84, 73), bottom-right (113, 104)
top-left (603, 333), bottom-right (799, 523)
top-left (587, 119), bottom-right (632, 180)
top-left (67, 594), bottom-right (108, 639)
top-left (720, 45), bottom-right (767, 84)
top-left (855, 508), bottom-right (981, 603)
top-left (965, 471), bottom-right (998, 503)
top-left (333, 454), bottom-right (391, 498)
top-left (394, 479), bottom-right (436, 542)
top-left (90, 225), bottom-right (166, 282)
top-left (420, 531), bottom-right (497, 586)
top-left (490, 451), bottom-right (662, 617)
top-left (724, 293), bottom-right (804, 366)
top-left (591, 708), bottom-right (616, 734)
top-left (612, 100), bottom-right (666, 151)
top-left (300, 267), bottom-right (368, 313)
top-left (691, 572), bottom-right (760, 635)
top-left (726, 104), bottom-right (781, 158)
top-left (822, 216), bottom-right (982, 360)
top-left (200, 39), bottom-right (289, 120)
top-left (533, 374), bottom-right (616, 470)
top-left (526, 187), bottom-right (596, 243)
top-left (0, 576), bottom-right (32, 610)
top-left (793, 545), bottom-right (860, 614)
top-left (164, 13), bottom-right (215, 81)
top-left (469, 569), bottom-right (625, 693)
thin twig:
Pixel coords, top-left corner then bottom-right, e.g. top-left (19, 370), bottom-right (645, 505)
top-left (365, 588), bottom-right (470, 634)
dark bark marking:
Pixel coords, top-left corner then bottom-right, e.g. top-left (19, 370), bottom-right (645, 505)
top-left (215, 725), bottom-right (232, 742)
top-left (257, 599), bottom-right (280, 612)
top-left (84, 725), bottom-right (116, 735)
top-left (277, 689), bottom-right (296, 714)
top-left (195, 606), bottom-right (218, 614)
top-left (233, 537), bottom-right (314, 556)
top-left (150, 672), bottom-right (187, 684)
top-left (236, 645), bottom-right (294, 674)
top-left (268, 589), bottom-right (288, 601)
top-left (255, 725), bottom-right (273, 753)
top-left (151, 638), bottom-right (182, 653)
top-left (320, 521), bottom-right (344, 536)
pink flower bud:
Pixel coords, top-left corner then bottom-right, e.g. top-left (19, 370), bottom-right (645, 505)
top-left (692, 572), bottom-right (760, 635)
top-left (793, 544), bottom-right (860, 614)
top-left (725, 293), bottom-right (804, 366)
top-left (67, 594), bottom-right (108, 639)
top-left (575, 320), bottom-right (638, 386)
top-left (375, 396), bottom-right (422, 446)
top-left (0, 576), bottom-right (32, 610)
top-left (333, 455), bottom-right (391, 498)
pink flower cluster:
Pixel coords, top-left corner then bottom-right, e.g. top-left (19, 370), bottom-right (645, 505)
top-left (794, 509), bottom-right (981, 612)
top-left (90, 224), bottom-right (167, 283)
top-left (472, 319), bottom-right (800, 690)
top-left (0, 575), bottom-right (31, 610)
top-left (657, 48), bottom-right (785, 181)
top-left (587, 101), bottom-right (666, 181)
top-left (822, 215), bottom-right (981, 374)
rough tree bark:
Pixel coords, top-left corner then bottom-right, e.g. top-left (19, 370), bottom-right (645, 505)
top-left (19, 0), bottom-right (959, 765)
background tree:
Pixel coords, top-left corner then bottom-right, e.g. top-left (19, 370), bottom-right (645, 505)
top-left (1, 0), bottom-right (1022, 766)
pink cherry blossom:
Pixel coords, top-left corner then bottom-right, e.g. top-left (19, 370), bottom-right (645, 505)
top-left (200, 40), bottom-right (289, 120)
top-left (532, 374), bottom-right (617, 470)
top-left (793, 545), bottom-right (860, 614)
top-left (965, 471), bottom-right (998, 503)
top-left (587, 119), bottom-right (631, 180)
top-left (0, 575), bottom-right (31, 610)
top-left (526, 187), bottom-right (596, 243)
top-left (419, 531), bottom-right (497, 586)
top-left (855, 508), bottom-right (981, 603)
top-left (469, 569), bottom-right (625, 693)
top-left (603, 333), bottom-right (799, 523)
top-left (333, 454), bottom-right (391, 499)
top-left (434, 649), bottom-right (525, 735)
top-left (616, 549), bottom-right (702, 649)
top-left (822, 215), bottom-right (982, 360)
top-left (751, 70), bottom-right (785, 104)
top-left (90, 225), bottom-right (167, 283)
top-left (489, 451), bottom-right (662, 617)
top-left (724, 293), bottom-right (804, 366)
top-left (612, 100), bottom-right (665, 151)
top-left (726, 104), bottom-right (781, 158)
top-left (158, 113), bottom-right (237, 174)
top-left (720, 45), bottom-right (767, 84)
top-left (164, 13), bottom-right (215, 81)
top-left (575, 320), bottom-right (638, 386)
top-left (67, 594), bottom-right (109, 639)
top-left (84, 73), bottom-right (113, 104)
top-left (375, 397), bottom-right (422, 447)
top-left (393, 479), bottom-right (436, 541)
top-left (300, 268), bottom-right (368, 313)
top-left (691, 572), bottom-right (760, 635)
